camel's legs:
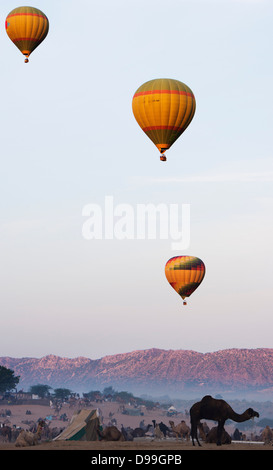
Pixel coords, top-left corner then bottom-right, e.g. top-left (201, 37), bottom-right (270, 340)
top-left (191, 423), bottom-right (202, 447)
top-left (196, 435), bottom-right (201, 446)
top-left (216, 420), bottom-right (225, 446)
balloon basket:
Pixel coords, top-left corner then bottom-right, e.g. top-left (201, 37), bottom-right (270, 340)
top-left (160, 155), bottom-right (167, 161)
top-left (24, 58), bottom-right (29, 63)
top-left (183, 301), bottom-right (187, 306)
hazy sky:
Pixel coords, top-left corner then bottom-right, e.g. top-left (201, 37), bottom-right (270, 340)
top-left (0, 0), bottom-right (272, 359)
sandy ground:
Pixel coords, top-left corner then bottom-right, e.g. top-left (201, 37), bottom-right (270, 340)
top-left (0, 401), bottom-right (270, 452)
top-left (0, 400), bottom-right (177, 431)
top-left (0, 440), bottom-right (270, 451)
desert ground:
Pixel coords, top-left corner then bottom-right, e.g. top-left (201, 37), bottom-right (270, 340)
top-left (0, 399), bottom-right (271, 451)
top-left (1, 439), bottom-right (268, 451)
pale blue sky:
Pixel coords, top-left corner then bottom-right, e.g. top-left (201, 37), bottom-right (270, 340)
top-left (0, 0), bottom-right (272, 358)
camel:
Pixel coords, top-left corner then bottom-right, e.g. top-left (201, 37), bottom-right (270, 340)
top-left (131, 427), bottom-right (147, 438)
top-left (190, 395), bottom-right (259, 446)
top-left (169, 420), bottom-right (190, 440)
top-left (153, 423), bottom-right (164, 440)
top-left (15, 420), bottom-right (45, 447)
top-left (152, 420), bottom-right (169, 438)
top-left (261, 426), bottom-right (273, 444)
top-left (197, 421), bottom-right (209, 441)
top-left (121, 425), bottom-right (134, 441)
top-left (139, 420), bottom-right (153, 434)
top-left (206, 426), bottom-right (231, 444)
top-left (131, 427), bottom-right (145, 438)
top-left (97, 425), bottom-right (125, 441)
top-left (0, 425), bottom-right (12, 442)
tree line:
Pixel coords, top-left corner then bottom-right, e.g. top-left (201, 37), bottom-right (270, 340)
top-left (0, 366), bottom-right (157, 408)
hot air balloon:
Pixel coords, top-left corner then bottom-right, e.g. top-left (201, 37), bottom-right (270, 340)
top-left (165, 256), bottom-right (205, 305)
top-left (132, 78), bottom-right (196, 161)
top-left (5, 6), bottom-right (49, 63)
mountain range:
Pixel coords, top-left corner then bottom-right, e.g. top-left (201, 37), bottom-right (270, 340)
top-left (1, 348), bottom-right (273, 398)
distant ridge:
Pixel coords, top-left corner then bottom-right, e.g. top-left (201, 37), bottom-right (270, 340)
top-left (1, 348), bottom-right (273, 397)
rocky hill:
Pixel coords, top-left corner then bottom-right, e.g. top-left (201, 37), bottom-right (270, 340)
top-left (1, 348), bottom-right (273, 397)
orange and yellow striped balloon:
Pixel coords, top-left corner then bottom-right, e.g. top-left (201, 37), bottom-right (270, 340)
top-left (165, 256), bottom-right (205, 305)
top-left (5, 6), bottom-right (49, 63)
top-left (132, 78), bottom-right (196, 161)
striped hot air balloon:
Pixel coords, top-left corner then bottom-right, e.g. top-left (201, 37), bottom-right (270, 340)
top-left (165, 256), bottom-right (205, 305)
top-left (132, 78), bottom-right (196, 161)
top-left (5, 6), bottom-right (49, 63)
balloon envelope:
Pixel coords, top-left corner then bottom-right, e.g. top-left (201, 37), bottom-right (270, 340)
top-left (165, 256), bottom-right (205, 302)
top-left (132, 78), bottom-right (196, 158)
top-left (5, 6), bottom-right (49, 62)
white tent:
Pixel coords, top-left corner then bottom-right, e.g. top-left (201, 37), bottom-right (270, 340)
top-left (54, 408), bottom-right (100, 441)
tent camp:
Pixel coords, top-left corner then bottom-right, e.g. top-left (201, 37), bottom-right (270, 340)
top-left (54, 408), bottom-right (101, 441)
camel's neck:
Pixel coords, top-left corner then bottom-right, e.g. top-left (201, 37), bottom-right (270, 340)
top-left (229, 410), bottom-right (250, 423)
